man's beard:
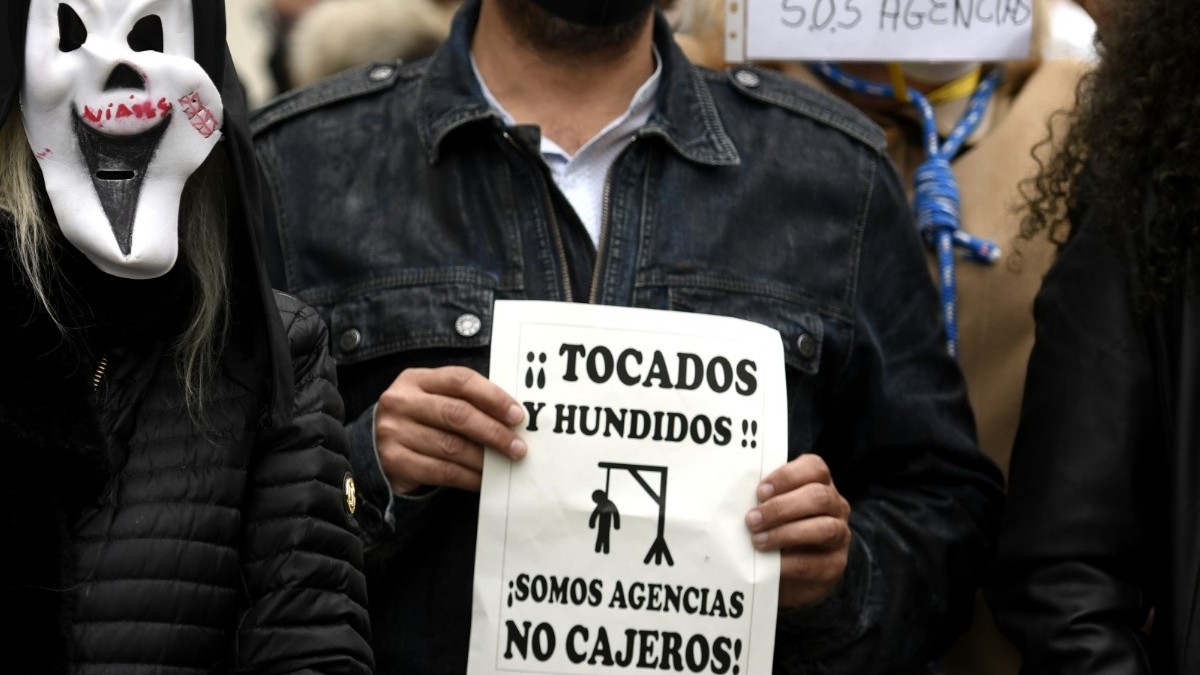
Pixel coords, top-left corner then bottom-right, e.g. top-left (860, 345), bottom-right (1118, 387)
top-left (494, 0), bottom-right (653, 60)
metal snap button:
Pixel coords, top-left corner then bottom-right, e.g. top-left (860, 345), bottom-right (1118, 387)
top-left (339, 327), bottom-right (362, 353)
top-left (455, 313), bottom-right (482, 337)
top-left (368, 65), bottom-right (395, 82)
top-left (796, 332), bottom-right (817, 359)
top-left (734, 69), bottom-right (761, 89)
top-left (343, 474), bottom-right (358, 515)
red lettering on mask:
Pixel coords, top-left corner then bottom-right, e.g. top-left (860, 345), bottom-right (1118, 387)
top-left (129, 100), bottom-right (156, 119)
top-left (81, 97), bottom-right (171, 129)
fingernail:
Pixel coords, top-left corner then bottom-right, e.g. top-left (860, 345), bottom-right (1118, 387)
top-left (507, 404), bottom-right (525, 425)
top-left (509, 438), bottom-right (527, 459)
top-left (757, 483), bottom-right (775, 500)
top-left (746, 509), bottom-right (763, 528)
top-left (752, 532), bottom-right (768, 548)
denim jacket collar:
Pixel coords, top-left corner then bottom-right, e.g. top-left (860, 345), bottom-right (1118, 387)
top-left (415, 0), bottom-right (739, 167)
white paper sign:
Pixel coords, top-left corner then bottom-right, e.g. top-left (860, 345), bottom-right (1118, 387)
top-left (728, 0), bottom-right (1034, 62)
top-left (469, 301), bottom-right (786, 675)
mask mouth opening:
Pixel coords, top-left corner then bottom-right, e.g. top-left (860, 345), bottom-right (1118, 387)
top-left (96, 169), bottom-right (137, 181)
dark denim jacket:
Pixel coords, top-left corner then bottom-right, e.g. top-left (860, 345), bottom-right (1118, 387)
top-left (252, 3), bottom-right (1003, 673)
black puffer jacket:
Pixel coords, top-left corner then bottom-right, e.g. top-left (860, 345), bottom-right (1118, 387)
top-left (0, 273), bottom-right (372, 674)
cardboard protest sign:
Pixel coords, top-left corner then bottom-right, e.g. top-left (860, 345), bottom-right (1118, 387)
top-left (468, 301), bottom-right (786, 675)
top-left (727, 0), bottom-right (1034, 62)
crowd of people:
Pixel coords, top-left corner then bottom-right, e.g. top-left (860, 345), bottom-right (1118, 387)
top-left (3, 0), bottom-right (1196, 673)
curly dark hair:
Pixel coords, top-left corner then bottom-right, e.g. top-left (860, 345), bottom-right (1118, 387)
top-left (1021, 0), bottom-right (1200, 308)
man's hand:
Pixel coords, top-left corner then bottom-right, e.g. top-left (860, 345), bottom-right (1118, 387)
top-left (746, 454), bottom-right (852, 609)
top-left (375, 366), bottom-right (526, 494)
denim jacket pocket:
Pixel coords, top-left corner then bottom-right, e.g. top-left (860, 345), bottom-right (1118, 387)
top-left (323, 281), bottom-right (496, 365)
top-left (666, 285), bottom-right (826, 376)
top-left (666, 283), bottom-right (835, 456)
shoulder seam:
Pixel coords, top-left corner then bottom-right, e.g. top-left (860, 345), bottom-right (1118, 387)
top-left (709, 66), bottom-right (886, 152)
top-left (252, 60), bottom-right (421, 136)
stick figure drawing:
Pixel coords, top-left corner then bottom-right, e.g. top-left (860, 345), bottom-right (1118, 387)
top-left (589, 489), bottom-right (621, 554)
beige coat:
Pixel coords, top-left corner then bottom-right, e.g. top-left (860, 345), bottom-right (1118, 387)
top-left (933, 60), bottom-right (1086, 675)
top-left (777, 58), bottom-right (1089, 675)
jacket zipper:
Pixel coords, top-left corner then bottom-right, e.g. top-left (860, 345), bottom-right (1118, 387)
top-left (588, 139), bottom-right (638, 304)
top-left (92, 354), bottom-right (110, 392)
top-left (503, 130), bottom-right (574, 303)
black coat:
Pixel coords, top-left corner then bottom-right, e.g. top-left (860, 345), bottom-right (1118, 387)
top-left (988, 191), bottom-right (1198, 673)
top-left (0, 262), bottom-right (373, 673)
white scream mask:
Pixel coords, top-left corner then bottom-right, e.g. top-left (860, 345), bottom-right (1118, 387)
top-left (20, 0), bottom-right (223, 279)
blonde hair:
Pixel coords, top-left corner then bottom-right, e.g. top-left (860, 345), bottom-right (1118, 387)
top-left (0, 111), bottom-right (229, 415)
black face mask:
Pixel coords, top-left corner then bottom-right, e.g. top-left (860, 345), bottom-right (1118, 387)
top-left (529, 0), bottom-right (654, 26)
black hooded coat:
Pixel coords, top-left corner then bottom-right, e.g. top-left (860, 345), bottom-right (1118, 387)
top-left (0, 2), bottom-right (373, 673)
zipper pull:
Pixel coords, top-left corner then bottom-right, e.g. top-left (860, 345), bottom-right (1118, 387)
top-left (91, 354), bottom-right (109, 393)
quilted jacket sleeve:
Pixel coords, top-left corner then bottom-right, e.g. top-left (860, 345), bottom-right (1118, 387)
top-left (234, 293), bottom-right (374, 674)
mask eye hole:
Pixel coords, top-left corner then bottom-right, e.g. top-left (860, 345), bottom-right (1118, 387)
top-left (127, 15), bottom-right (163, 53)
top-left (58, 4), bottom-right (87, 52)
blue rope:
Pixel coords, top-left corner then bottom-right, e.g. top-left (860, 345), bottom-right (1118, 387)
top-left (814, 63), bottom-right (1003, 358)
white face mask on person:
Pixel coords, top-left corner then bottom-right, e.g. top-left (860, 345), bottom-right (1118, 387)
top-left (21, 0), bottom-right (223, 279)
